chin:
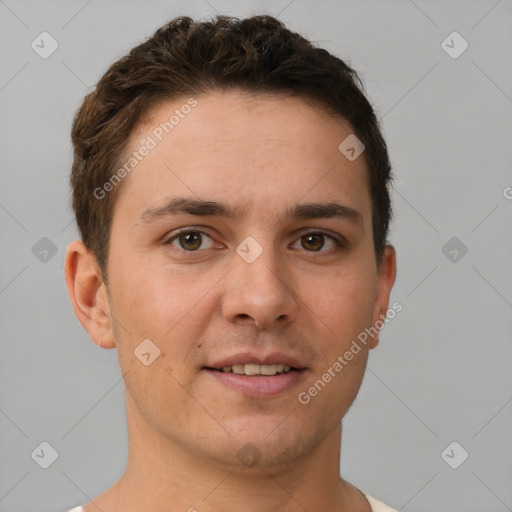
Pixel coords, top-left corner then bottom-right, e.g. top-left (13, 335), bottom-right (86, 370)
top-left (204, 414), bottom-right (317, 471)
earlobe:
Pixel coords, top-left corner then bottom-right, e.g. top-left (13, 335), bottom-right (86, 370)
top-left (369, 245), bottom-right (397, 349)
top-left (64, 240), bottom-right (116, 349)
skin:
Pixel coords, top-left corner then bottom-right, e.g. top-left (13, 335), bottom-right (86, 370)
top-left (65, 90), bottom-right (396, 512)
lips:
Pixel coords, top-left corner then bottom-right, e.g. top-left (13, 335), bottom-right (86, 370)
top-left (203, 351), bottom-right (307, 397)
top-left (205, 352), bottom-right (305, 371)
top-left (219, 363), bottom-right (293, 376)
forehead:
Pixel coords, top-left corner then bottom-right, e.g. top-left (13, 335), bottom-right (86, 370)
top-left (114, 91), bottom-right (372, 224)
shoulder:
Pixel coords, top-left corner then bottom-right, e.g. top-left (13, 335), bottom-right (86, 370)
top-left (65, 496), bottom-right (396, 512)
top-left (362, 492), bottom-right (398, 512)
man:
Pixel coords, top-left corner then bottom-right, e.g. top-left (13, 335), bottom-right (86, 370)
top-left (64, 14), bottom-right (397, 512)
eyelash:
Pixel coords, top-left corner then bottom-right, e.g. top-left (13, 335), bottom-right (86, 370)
top-left (163, 228), bottom-right (347, 256)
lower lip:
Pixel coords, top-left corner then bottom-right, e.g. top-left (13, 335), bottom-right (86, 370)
top-left (204, 368), bottom-right (306, 398)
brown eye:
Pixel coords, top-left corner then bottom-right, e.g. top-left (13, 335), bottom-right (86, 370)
top-left (167, 230), bottom-right (214, 251)
top-left (291, 231), bottom-right (343, 254)
top-left (301, 233), bottom-right (325, 251)
top-left (179, 232), bottom-right (202, 250)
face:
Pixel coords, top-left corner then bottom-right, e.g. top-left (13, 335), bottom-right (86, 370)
top-left (88, 91), bottom-right (395, 471)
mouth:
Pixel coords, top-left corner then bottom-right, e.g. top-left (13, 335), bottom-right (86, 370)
top-left (205, 363), bottom-right (298, 376)
top-left (203, 356), bottom-right (307, 397)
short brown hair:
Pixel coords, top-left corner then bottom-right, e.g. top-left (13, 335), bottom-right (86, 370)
top-left (70, 14), bottom-right (392, 282)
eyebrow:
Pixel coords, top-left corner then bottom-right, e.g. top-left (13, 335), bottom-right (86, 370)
top-left (137, 197), bottom-right (363, 226)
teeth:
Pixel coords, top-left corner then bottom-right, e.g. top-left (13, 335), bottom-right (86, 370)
top-left (244, 364), bottom-right (261, 376)
top-left (232, 364), bottom-right (245, 374)
top-left (261, 365), bottom-right (278, 375)
top-left (221, 364), bottom-right (294, 376)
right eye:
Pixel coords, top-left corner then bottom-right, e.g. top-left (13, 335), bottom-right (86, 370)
top-left (165, 229), bottom-right (216, 252)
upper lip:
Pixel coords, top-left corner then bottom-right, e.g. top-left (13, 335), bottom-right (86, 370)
top-left (206, 352), bottom-right (306, 370)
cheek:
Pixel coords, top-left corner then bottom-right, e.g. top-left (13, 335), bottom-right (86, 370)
top-left (109, 261), bottom-right (218, 371)
top-left (306, 264), bottom-right (376, 342)
top-left (110, 256), bottom-right (189, 328)
top-left (310, 265), bottom-right (375, 407)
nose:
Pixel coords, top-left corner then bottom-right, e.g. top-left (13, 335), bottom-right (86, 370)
top-left (221, 246), bottom-right (299, 329)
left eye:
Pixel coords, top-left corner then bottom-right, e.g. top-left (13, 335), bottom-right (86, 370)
top-left (290, 232), bottom-right (341, 252)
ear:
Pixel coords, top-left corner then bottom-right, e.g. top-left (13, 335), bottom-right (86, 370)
top-left (64, 240), bottom-right (115, 349)
top-left (368, 245), bottom-right (397, 349)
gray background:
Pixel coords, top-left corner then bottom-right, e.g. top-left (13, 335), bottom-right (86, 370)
top-left (1, 0), bottom-right (511, 511)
